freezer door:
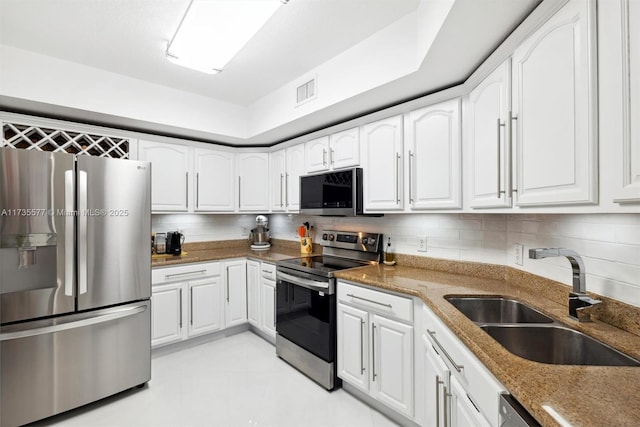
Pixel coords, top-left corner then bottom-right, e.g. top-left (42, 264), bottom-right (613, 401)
top-left (0, 148), bottom-right (75, 324)
top-left (77, 155), bottom-right (151, 310)
top-left (0, 300), bottom-right (151, 427)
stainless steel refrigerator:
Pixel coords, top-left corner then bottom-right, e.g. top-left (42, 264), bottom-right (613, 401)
top-left (0, 148), bottom-right (151, 427)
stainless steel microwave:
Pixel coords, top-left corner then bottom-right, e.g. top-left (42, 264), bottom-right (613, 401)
top-left (299, 167), bottom-right (365, 216)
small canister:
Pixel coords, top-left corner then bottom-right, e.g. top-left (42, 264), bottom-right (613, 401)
top-left (155, 232), bottom-right (166, 254)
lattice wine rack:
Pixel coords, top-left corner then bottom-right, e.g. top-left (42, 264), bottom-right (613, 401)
top-left (2, 122), bottom-right (130, 159)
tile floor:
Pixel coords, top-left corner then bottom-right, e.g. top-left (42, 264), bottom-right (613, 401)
top-left (31, 332), bottom-right (399, 427)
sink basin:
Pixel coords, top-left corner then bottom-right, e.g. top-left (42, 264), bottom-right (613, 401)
top-left (445, 296), bottom-right (554, 324)
top-left (481, 325), bottom-right (640, 367)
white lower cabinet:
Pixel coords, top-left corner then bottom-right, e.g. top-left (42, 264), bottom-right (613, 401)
top-left (151, 262), bottom-right (224, 348)
top-left (260, 277), bottom-right (276, 339)
top-left (450, 376), bottom-right (491, 427)
top-left (224, 259), bottom-right (248, 327)
top-left (188, 277), bottom-right (224, 337)
top-left (421, 305), bottom-right (505, 427)
top-left (246, 260), bottom-right (260, 327)
top-left (337, 281), bottom-right (414, 419)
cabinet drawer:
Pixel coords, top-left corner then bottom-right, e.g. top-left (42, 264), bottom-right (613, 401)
top-left (423, 305), bottom-right (505, 427)
top-left (338, 281), bottom-right (413, 323)
top-left (152, 262), bottom-right (221, 285)
top-left (260, 262), bottom-right (276, 280)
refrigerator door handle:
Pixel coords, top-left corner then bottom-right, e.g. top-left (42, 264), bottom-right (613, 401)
top-left (78, 170), bottom-right (88, 295)
top-left (64, 170), bottom-right (75, 296)
top-left (0, 304), bottom-right (147, 341)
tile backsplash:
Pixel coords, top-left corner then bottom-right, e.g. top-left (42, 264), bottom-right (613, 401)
top-left (154, 212), bottom-right (640, 308)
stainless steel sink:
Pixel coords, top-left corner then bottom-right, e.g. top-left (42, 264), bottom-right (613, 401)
top-left (480, 325), bottom-right (640, 367)
top-left (445, 296), bottom-right (554, 324)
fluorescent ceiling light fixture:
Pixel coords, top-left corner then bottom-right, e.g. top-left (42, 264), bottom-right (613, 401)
top-left (167, 0), bottom-right (287, 74)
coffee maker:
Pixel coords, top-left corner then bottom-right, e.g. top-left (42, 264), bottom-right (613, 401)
top-left (166, 231), bottom-right (185, 255)
top-left (249, 215), bottom-right (270, 251)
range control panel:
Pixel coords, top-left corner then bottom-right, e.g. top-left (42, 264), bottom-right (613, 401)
top-left (320, 230), bottom-right (382, 252)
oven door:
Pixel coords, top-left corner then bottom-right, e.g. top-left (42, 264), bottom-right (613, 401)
top-left (276, 270), bottom-right (336, 363)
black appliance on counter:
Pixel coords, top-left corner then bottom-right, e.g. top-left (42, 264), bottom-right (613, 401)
top-left (166, 231), bottom-right (185, 255)
top-left (275, 230), bottom-right (383, 390)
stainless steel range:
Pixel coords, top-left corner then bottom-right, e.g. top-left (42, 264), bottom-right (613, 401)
top-left (275, 230), bottom-right (383, 390)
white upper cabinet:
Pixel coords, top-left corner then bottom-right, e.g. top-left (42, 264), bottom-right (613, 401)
top-left (362, 116), bottom-right (404, 211)
top-left (330, 127), bottom-right (360, 170)
top-left (237, 153), bottom-right (269, 212)
top-left (467, 60), bottom-right (512, 209)
top-left (138, 140), bottom-right (190, 212)
top-left (405, 99), bottom-right (462, 210)
top-left (608, 0), bottom-right (640, 203)
top-left (269, 149), bottom-right (286, 212)
top-left (285, 144), bottom-right (305, 212)
top-left (305, 128), bottom-right (360, 173)
top-left (512, 0), bottom-right (598, 206)
top-left (270, 144), bottom-right (305, 212)
top-left (194, 148), bottom-right (235, 212)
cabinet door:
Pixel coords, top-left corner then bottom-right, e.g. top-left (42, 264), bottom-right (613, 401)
top-left (188, 277), bottom-right (223, 337)
top-left (269, 150), bottom-right (286, 212)
top-left (237, 153), bottom-right (269, 212)
top-left (246, 260), bottom-right (260, 327)
top-left (261, 278), bottom-right (276, 339)
top-left (370, 314), bottom-right (414, 418)
top-left (337, 303), bottom-right (369, 393)
top-left (139, 140), bottom-right (190, 212)
top-left (512, 0), bottom-right (597, 206)
top-left (305, 136), bottom-right (330, 173)
top-left (285, 144), bottom-right (305, 211)
top-left (406, 99), bottom-right (462, 210)
top-left (468, 60), bottom-right (512, 208)
top-left (225, 260), bottom-right (247, 327)
top-left (450, 376), bottom-right (491, 427)
top-left (329, 127), bottom-right (360, 170)
top-left (194, 148), bottom-right (235, 212)
top-left (362, 116), bottom-right (404, 211)
top-left (422, 335), bottom-right (450, 427)
top-left (151, 283), bottom-right (185, 347)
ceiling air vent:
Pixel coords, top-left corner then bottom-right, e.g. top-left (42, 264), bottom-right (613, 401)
top-left (296, 78), bottom-right (316, 105)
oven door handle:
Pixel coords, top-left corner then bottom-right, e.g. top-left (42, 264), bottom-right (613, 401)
top-left (277, 271), bottom-right (329, 292)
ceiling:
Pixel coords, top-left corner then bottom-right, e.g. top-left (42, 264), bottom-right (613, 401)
top-left (0, 0), bottom-right (421, 106)
top-left (0, 0), bottom-right (543, 146)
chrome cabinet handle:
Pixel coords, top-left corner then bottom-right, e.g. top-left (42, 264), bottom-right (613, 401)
top-left (436, 375), bottom-right (444, 426)
top-left (372, 323), bottom-right (377, 381)
top-left (346, 293), bottom-right (392, 308)
top-left (179, 289), bottom-right (183, 329)
top-left (360, 319), bottom-right (365, 374)
top-left (164, 269), bottom-right (206, 279)
top-left (444, 385), bottom-right (451, 427)
top-left (427, 329), bottom-right (464, 372)
top-left (238, 176), bottom-right (241, 209)
top-left (185, 172), bottom-right (189, 208)
top-left (497, 118), bottom-right (506, 199)
top-left (330, 148), bottom-right (335, 165)
top-left (322, 149), bottom-right (327, 166)
top-left (408, 150), bottom-right (414, 204)
top-left (509, 111), bottom-right (518, 195)
top-left (226, 267), bottom-right (230, 302)
top-left (285, 173), bottom-right (289, 207)
top-left (280, 173), bottom-right (284, 208)
top-left (196, 172), bottom-right (200, 209)
top-left (190, 287), bottom-right (193, 325)
top-left (396, 153), bottom-right (401, 204)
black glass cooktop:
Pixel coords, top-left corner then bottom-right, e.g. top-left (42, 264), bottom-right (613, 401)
top-left (278, 255), bottom-right (369, 277)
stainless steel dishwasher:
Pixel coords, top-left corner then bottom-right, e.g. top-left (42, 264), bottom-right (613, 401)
top-left (500, 394), bottom-right (540, 427)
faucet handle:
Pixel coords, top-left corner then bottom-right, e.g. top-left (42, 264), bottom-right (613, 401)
top-left (570, 293), bottom-right (602, 322)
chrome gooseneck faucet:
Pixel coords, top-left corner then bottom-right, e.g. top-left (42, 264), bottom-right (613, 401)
top-left (528, 248), bottom-right (601, 322)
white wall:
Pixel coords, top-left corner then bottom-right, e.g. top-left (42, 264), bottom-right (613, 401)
top-left (269, 213), bottom-right (640, 308)
top-left (152, 214), bottom-right (255, 243)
